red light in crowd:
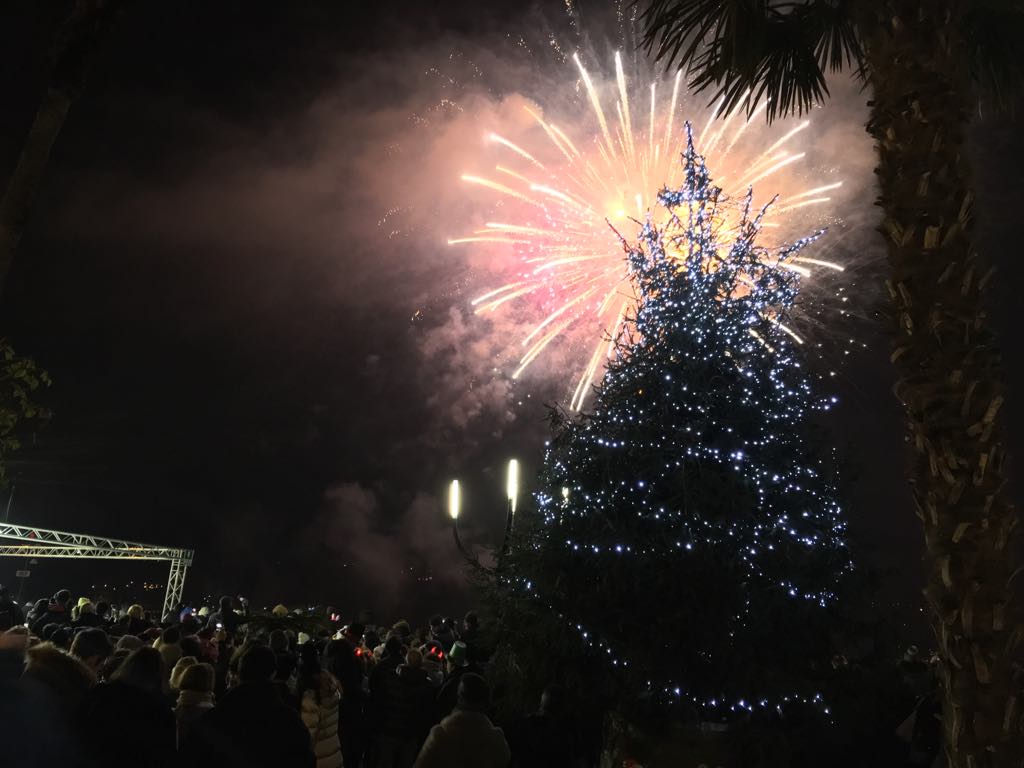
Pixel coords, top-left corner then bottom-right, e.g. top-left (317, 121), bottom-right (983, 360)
top-left (355, 648), bottom-right (363, 656)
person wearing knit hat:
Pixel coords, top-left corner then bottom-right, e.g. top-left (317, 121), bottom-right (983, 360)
top-left (272, 604), bottom-right (289, 618)
top-left (436, 641), bottom-right (482, 721)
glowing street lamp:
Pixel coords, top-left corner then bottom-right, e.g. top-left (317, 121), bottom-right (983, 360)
top-left (448, 479), bottom-right (461, 520)
top-left (448, 478), bottom-right (476, 564)
top-left (506, 459), bottom-right (520, 514)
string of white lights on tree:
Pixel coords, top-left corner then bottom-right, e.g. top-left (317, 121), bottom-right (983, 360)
top-left (507, 126), bottom-right (853, 714)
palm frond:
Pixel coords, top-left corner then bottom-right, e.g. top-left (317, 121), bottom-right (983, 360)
top-left (960, 0), bottom-right (1024, 112)
top-left (639, 0), bottom-right (863, 122)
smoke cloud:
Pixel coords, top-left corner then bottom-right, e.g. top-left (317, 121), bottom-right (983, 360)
top-left (47, 4), bottom-right (884, 611)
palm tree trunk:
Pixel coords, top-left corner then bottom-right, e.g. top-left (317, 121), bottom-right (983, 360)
top-left (0, 87), bottom-right (74, 291)
top-left (863, 5), bottom-right (1022, 766)
top-left (0, 0), bottom-right (121, 296)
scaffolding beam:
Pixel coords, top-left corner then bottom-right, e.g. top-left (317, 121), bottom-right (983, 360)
top-left (0, 522), bottom-right (194, 619)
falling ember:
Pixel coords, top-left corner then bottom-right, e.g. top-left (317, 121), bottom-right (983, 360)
top-left (450, 54), bottom-right (844, 411)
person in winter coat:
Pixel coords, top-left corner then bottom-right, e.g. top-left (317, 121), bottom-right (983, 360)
top-left (506, 685), bottom-right (586, 768)
top-left (179, 644), bottom-right (315, 768)
top-left (73, 600), bottom-right (104, 628)
top-left (414, 674), bottom-right (509, 768)
top-left (175, 662), bottom-right (216, 747)
top-left (121, 603), bottom-right (153, 636)
top-left (434, 641), bottom-right (482, 721)
top-left (375, 648), bottom-right (436, 768)
top-left (70, 627), bottom-right (113, 675)
top-left (206, 595), bottom-right (246, 637)
top-left (369, 636), bottom-right (405, 722)
top-left (79, 646), bottom-right (177, 768)
top-left (419, 641), bottom-right (445, 687)
top-left (30, 589), bottom-right (72, 633)
top-left (0, 585), bottom-right (24, 630)
top-left (1, 637), bottom-right (96, 765)
top-left (326, 638), bottom-right (366, 768)
top-left (153, 625), bottom-right (184, 672)
top-left (427, 616), bottom-right (454, 652)
top-left (299, 647), bottom-right (344, 768)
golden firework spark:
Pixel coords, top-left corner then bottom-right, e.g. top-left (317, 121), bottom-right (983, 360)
top-left (451, 54), bottom-right (843, 410)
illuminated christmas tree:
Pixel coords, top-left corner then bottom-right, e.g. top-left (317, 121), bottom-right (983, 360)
top-left (506, 129), bottom-right (852, 715)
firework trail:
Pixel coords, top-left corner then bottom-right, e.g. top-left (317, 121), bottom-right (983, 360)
top-left (449, 53), bottom-right (845, 411)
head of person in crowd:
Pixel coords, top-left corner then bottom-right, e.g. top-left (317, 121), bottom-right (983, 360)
top-left (463, 611), bottom-right (479, 634)
top-left (111, 646), bottom-right (165, 697)
top-left (363, 629), bottom-right (380, 650)
top-left (539, 684), bottom-right (565, 717)
top-left (269, 629), bottom-right (289, 653)
top-left (99, 648), bottom-right (130, 681)
top-left (343, 622), bottom-right (364, 645)
top-left (95, 601), bottom-right (111, 621)
top-left (272, 603), bottom-right (289, 617)
top-left (392, 619), bottom-right (411, 640)
top-left (177, 661), bottom-right (215, 711)
top-left (49, 626), bottom-right (73, 649)
top-left (228, 639), bottom-right (265, 686)
top-left (116, 634), bottom-right (143, 652)
top-left (179, 661), bottom-right (215, 694)
top-left (29, 598), bottom-right (48, 619)
top-left (71, 628), bottom-right (113, 673)
top-left (238, 644), bottom-right (277, 685)
top-left (404, 647), bottom-right (422, 670)
top-left (53, 589), bottom-right (72, 609)
top-left (24, 642), bottom-right (96, 708)
top-left (383, 635), bottom-right (403, 660)
top-left (218, 595), bottom-right (234, 614)
top-left (455, 673), bottom-right (490, 714)
top-left (181, 633), bottom-right (201, 657)
top-left (170, 655), bottom-right (198, 690)
top-left (126, 604), bottom-right (144, 621)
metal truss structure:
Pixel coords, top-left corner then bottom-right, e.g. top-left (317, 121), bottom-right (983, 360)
top-left (0, 522), bottom-right (194, 617)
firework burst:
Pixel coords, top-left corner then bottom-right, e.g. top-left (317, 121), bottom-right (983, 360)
top-left (450, 53), bottom-right (844, 410)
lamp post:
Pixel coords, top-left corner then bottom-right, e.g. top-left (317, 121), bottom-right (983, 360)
top-left (502, 458), bottom-right (519, 555)
top-left (449, 479), bottom-right (472, 562)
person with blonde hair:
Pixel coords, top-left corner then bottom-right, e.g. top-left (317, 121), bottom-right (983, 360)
top-left (175, 661), bottom-right (215, 745)
top-left (299, 645), bottom-right (343, 768)
top-left (123, 603), bottom-right (152, 636)
top-left (170, 655), bottom-right (198, 691)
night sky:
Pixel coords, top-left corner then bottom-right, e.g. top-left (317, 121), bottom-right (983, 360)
top-left (1, 1), bottom-right (1021, 627)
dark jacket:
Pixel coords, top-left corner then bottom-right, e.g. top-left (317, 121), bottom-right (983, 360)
top-left (179, 681), bottom-right (315, 768)
top-left (0, 597), bottom-right (24, 631)
top-left (31, 601), bottom-right (69, 634)
top-left (206, 609), bottom-right (245, 636)
top-left (379, 664), bottom-right (435, 741)
top-left (79, 681), bottom-right (176, 768)
top-left (435, 663), bottom-right (482, 722)
top-left (507, 713), bottom-right (584, 768)
top-left (368, 653), bottom-right (402, 724)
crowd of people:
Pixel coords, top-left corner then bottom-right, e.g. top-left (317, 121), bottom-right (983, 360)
top-left (0, 585), bottom-right (583, 768)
